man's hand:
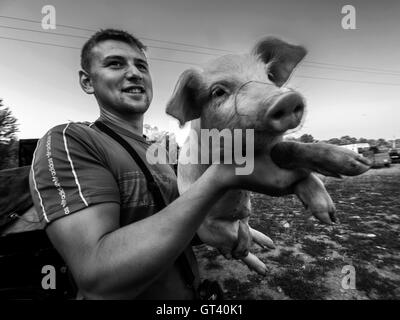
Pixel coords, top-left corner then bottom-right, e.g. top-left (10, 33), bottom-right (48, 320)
top-left (211, 152), bottom-right (310, 196)
top-left (209, 151), bottom-right (337, 224)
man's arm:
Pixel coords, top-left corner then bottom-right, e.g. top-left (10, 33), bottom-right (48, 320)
top-left (46, 165), bottom-right (227, 299)
top-left (46, 145), bottom-right (311, 299)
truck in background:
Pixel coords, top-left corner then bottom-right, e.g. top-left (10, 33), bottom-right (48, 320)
top-left (341, 143), bottom-right (391, 168)
top-left (389, 149), bottom-right (400, 163)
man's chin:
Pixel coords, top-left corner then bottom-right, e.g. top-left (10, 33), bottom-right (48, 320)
top-left (122, 102), bottom-right (150, 114)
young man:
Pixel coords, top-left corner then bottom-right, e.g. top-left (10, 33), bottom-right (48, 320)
top-left (29, 29), bottom-right (303, 299)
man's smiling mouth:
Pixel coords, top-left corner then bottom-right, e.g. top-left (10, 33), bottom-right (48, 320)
top-left (122, 85), bottom-right (145, 94)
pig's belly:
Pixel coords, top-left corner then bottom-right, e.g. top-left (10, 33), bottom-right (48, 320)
top-left (207, 190), bottom-right (251, 220)
top-left (177, 150), bottom-right (251, 219)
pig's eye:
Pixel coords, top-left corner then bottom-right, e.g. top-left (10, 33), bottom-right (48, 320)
top-left (211, 87), bottom-right (227, 98)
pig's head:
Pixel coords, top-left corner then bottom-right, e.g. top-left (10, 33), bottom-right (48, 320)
top-left (166, 37), bottom-right (307, 150)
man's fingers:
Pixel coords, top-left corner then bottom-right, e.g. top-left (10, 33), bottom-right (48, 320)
top-left (249, 227), bottom-right (275, 249)
top-left (232, 221), bottom-right (251, 259)
top-left (241, 253), bottom-right (267, 276)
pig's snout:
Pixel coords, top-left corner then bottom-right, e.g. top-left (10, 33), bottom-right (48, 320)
top-left (264, 92), bottom-right (304, 133)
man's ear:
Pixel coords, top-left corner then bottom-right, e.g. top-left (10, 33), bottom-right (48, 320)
top-left (79, 70), bottom-right (94, 94)
top-left (166, 69), bottom-right (204, 126)
top-left (252, 37), bottom-right (307, 87)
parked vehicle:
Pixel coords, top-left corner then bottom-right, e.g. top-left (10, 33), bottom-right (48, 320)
top-left (389, 149), bottom-right (400, 163)
top-left (341, 143), bottom-right (391, 168)
top-left (362, 146), bottom-right (391, 168)
top-left (341, 143), bottom-right (370, 154)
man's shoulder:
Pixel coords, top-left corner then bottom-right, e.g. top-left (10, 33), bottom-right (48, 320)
top-left (37, 121), bottom-right (104, 145)
top-left (34, 121), bottom-right (105, 157)
top-left (44, 121), bottom-right (95, 136)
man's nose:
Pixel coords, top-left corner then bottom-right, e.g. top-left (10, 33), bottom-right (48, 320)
top-left (125, 64), bottom-right (142, 80)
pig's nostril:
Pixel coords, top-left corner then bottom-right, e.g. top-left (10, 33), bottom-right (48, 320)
top-left (271, 104), bottom-right (303, 120)
top-left (266, 92), bottom-right (305, 132)
top-left (272, 110), bottom-right (285, 120)
top-left (294, 104), bottom-right (304, 115)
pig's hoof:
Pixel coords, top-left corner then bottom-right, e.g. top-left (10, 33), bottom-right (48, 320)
top-left (308, 143), bottom-right (372, 176)
top-left (307, 202), bottom-right (336, 225)
top-left (302, 188), bottom-right (336, 224)
top-left (271, 142), bottom-right (372, 177)
top-left (250, 227), bottom-right (275, 249)
top-left (295, 173), bottom-right (336, 224)
top-left (316, 147), bottom-right (372, 177)
top-left (242, 253), bottom-right (268, 275)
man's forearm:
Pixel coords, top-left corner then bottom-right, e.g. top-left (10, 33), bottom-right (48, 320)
top-left (85, 165), bottom-right (228, 299)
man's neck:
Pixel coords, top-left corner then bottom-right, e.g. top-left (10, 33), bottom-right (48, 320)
top-left (99, 108), bottom-right (143, 136)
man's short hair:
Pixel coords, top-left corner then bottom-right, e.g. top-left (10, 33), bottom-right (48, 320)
top-left (81, 29), bottom-right (147, 72)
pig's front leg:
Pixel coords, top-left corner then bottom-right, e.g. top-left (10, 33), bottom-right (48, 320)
top-left (293, 173), bottom-right (336, 224)
top-left (271, 141), bottom-right (371, 177)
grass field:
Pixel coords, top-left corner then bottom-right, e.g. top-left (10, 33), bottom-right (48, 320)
top-left (194, 164), bottom-right (400, 300)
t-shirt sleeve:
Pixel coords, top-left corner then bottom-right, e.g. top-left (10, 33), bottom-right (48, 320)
top-left (29, 123), bottom-right (120, 224)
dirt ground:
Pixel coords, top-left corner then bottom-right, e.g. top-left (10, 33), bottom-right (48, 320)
top-left (194, 164), bottom-right (400, 300)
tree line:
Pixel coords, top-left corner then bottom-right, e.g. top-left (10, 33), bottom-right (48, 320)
top-left (289, 134), bottom-right (399, 150)
top-left (0, 99), bottom-right (18, 170)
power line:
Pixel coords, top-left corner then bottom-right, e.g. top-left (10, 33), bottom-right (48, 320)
top-left (0, 25), bottom-right (221, 57)
top-left (0, 15), bottom-right (232, 53)
top-left (296, 74), bottom-right (400, 86)
top-left (301, 63), bottom-right (400, 76)
top-left (0, 24), bottom-right (88, 38)
top-left (1, 14), bottom-right (399, 74)
top-left (3, 23), bottom-right (400, 76)
top-left (148, 45), bottom-right (219, 57)
top-left (0, 35), bottom-right (81, 50)
top-left (303, 60), bottom-right (399, 74)
top-left (0, 34), bottom-right (399, 86)
top-left (149, 57), bottom-right (201, 66)
top-left (0, 15), bottom-right (95, 32)
top-left (0, 35), bottom-right (199, 66)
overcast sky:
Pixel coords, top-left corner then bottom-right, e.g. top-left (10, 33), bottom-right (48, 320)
top-left (0, 0), bottom-right (399, 144)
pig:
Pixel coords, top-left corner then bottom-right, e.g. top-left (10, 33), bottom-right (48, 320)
top-left (166, 37), bottom-right (371, 275)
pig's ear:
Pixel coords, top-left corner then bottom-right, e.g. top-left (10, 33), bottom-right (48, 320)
top-left (166, 69), bottom-right (204, 126)
top-left (252, 37), bottom-right (307, 87)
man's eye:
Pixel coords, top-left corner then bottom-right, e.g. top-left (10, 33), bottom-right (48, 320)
top-left (137, 64), bottom-right (148, 71)
top-left (211, 86), bottom-right (227, 98)
top-left (108, 61), bottom-right (123, 67)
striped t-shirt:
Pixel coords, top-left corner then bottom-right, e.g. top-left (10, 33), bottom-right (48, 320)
top-left (29, 118), bottom-right (199, 299)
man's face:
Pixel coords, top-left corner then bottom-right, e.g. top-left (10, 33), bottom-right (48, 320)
top-left (87, 40), bottom-right (153, 116)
